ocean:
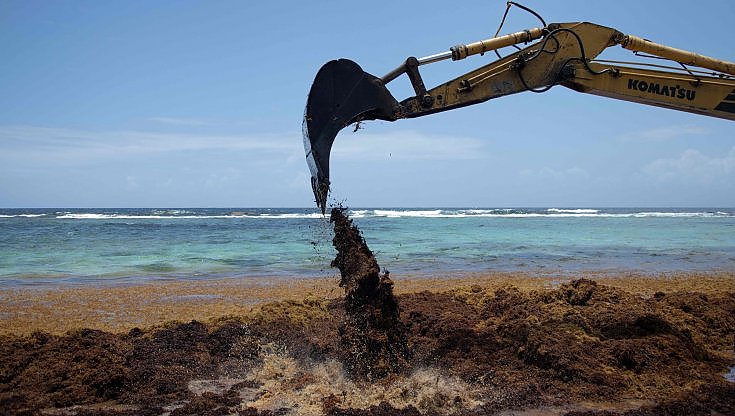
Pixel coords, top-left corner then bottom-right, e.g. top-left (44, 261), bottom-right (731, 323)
top-left (1, 208), bottom-right (733, 286)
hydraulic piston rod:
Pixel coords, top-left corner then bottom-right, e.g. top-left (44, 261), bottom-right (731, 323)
top-left (620, 34), bottom-right (735, 75)
top-left (450, 27), bottom-right (544, 60)
top-left (381, 27), bottom-right (545, 84)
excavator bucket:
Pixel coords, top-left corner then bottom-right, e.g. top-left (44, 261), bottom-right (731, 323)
top-left (303, 59), bottom-right (399, 213)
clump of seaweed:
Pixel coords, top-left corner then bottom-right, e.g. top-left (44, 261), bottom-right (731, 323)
top-left (1, 277), bottom-right (733, 415)
top-left (329, 207), bottom-right (409, 380)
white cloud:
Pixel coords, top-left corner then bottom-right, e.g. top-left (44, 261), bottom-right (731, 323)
top-left (618, 125), bottom-right (709, 141)
top-left (203, 169), bottom-right (242, 189)
top-left (147, 117), bottom-right (213, 126)
top-left (289, 171), bottom-right (311, 191)
top-left (125, 175), bottom-right (139, 190)
top-left (0, 125), bottom-right (300, 165)
top-left (519, 166), bottom-right (589, 181)
top-left (0, 126), bottom-right (487, 165)
top-left (331, 130), bottom-right (487, 161)
top-left (642, 146), bottom-right (735, 183)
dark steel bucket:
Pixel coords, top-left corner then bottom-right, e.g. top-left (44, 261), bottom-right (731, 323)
top-left (303, 59), bottom-right (399, 213)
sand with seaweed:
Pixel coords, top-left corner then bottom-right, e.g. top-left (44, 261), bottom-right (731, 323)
top-left (1, 211), bottom-right (733, 415)
top-left (2, 273), bottom-right (734, 415)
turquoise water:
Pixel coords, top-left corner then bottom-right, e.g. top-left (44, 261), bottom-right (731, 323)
top-left (1, 208), bottom-right (734, 286)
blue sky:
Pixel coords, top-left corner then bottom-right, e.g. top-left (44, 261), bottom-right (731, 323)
top-left (1, 0), bottom-right (733, 208)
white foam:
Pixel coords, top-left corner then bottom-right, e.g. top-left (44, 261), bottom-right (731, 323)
top-left (547, 208), bottom-right (599, 214)
top-left (55, 213), bottom-right (206, 219)
top-left (17, 209), bottom-right (732, 220)
top-left (255, 213), bottom-right (324, 219)
top-left (56, 213), bottom-right (114, 219)
top-left (54, 212), bottom-right (326, 220)
top-left (631, 212), bottom-right (720, 218)
top-left (462, 209), bottom-right (511, 214)
top-left (725, 366), bottom-right (735, 383)
top-left (0, 214), bottom-right (46, 218)
top-left (373, 209), bottom-right (444, 218)
top-left (349, 210), bottom-right (370, 218)
top-left (337, 209), bottom-right (732, 219)
top-left (241, 344), bottom-right (483, 415)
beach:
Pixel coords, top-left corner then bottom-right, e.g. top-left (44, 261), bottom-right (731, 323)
top-left (1, 271), bottom-right (733, 336)
top-left (2, 208), bottom-right (734, 415)
top-left (3, 1), bottom-right (734, 414)
top-left (2, 270), bottom-right (733, 415)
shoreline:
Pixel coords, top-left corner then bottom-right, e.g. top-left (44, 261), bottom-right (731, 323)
top-left (2, 270), bottom-right (733, 336)
top-left (2, 269), bottom-right (733, 415)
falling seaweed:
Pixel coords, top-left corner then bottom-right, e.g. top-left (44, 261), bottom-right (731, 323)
top-left (329, 207), bottom-right (409, 380)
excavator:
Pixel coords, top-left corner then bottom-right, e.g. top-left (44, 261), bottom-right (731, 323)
top-left (303, 4), bottom-right (735, 213)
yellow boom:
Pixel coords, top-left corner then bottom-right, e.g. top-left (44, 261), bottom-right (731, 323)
top-left (303, 19), bottom-right (734, 211)
top-left (398, 22), bottom-right (735, 121)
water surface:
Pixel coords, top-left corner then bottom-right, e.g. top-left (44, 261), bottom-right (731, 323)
top-left (1, 208), bottom-right (733, 286)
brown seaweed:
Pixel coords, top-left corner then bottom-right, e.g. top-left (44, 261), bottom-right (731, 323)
top-left (329, 207), bottom-right (409, 380)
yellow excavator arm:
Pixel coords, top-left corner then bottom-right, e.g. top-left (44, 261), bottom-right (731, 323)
top-left (303, 20), bottom-right (735, 212)
top-left (399, 22), bottom-right (735, 121)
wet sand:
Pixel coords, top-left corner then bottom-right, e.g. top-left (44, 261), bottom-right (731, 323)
top-left (1, 271), bottom-right (732, 336)
top-left (1, 270), bottom-right (734, 415)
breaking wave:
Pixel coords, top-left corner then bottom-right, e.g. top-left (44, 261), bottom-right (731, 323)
top-left (350, 209), bottom-right (733, 219)
top-left (0, 208), bottom-right (731, 220)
